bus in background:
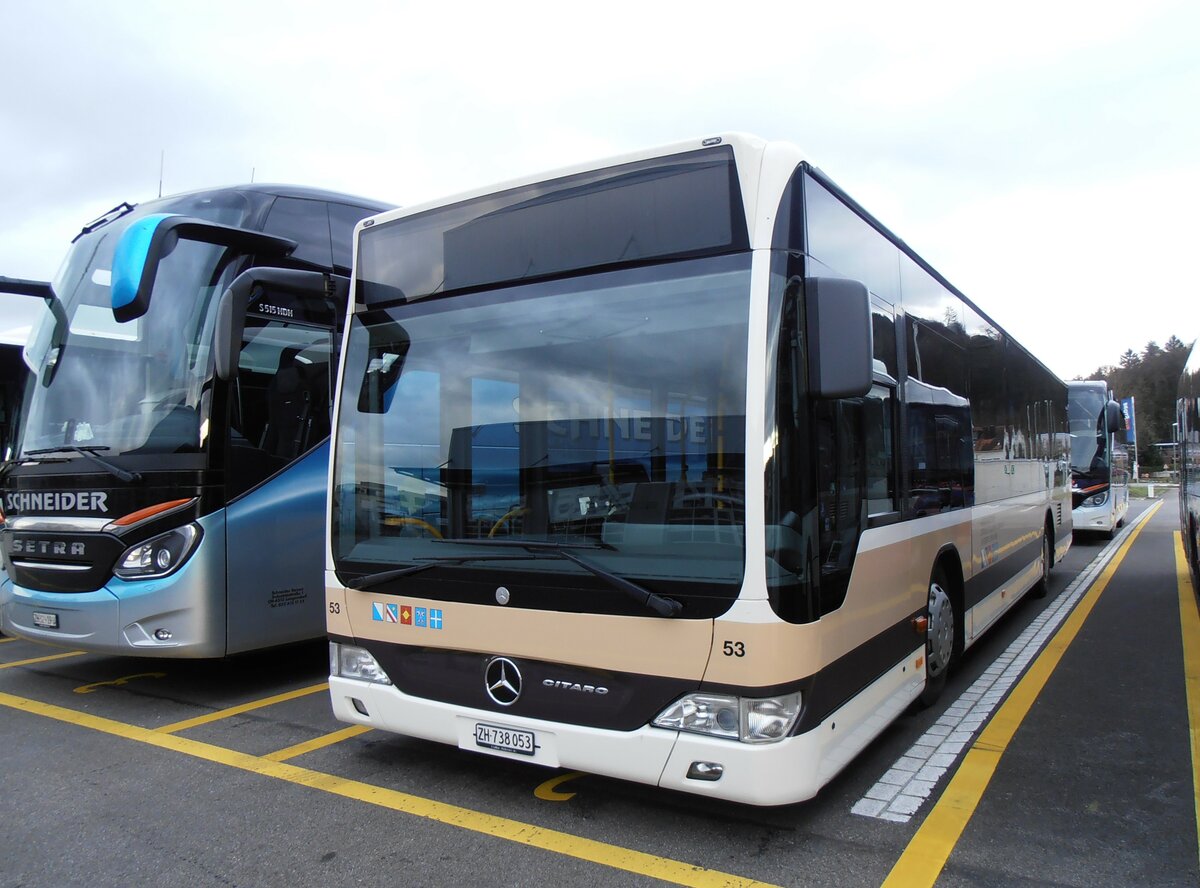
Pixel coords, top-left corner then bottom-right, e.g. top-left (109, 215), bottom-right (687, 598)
top-left (319, 135), bottom-right (1071, 806)
top-left (0, 341), bottom-right (28, 461)
top-left (1, 288), bottom-right (39, 616)
top-left (1178, 340), bottom-right (1200, 589)
top-left (0, 186), bottom-right (392, 656)
top-left (1067, 380), bottom-right (1129, 538)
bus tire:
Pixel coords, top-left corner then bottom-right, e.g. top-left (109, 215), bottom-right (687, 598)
top-left (918, 569), bottom-right (956, 708)
top-left (1031, 523), bottom-right (1053, 599)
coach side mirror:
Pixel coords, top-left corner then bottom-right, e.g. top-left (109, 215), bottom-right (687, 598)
top-left (805, 277), bottom-right (873, 399)
top-left (214, 269), bottom-right (346, 381)
top-left (110, 215), bottom-right (298, 323)
top-left (1106, 400), bottom-right (1126, 433)
top-left (356, 320), bottom-right (411, 414)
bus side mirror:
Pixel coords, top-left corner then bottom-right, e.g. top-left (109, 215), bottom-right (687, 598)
top-left (1106, 400), bottom-right (1126, 432)
top-left (356, 321), bottom-right (411, 414)
top-left (214, 269), bottom-right (347, 381)
top-left (805, 277), bottom-right (873, 399)
top-left (110, 214), bottom-right (298, 323)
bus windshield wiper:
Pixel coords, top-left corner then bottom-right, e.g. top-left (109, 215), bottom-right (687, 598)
top-left (23, 446), bottom-right (143, 483)
top-left (348, 539), bottom-right (682, 618)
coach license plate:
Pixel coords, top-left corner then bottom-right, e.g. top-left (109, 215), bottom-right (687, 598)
top-left (474, 722), bottom-right (536, 756)
top-left (32, 611), bottom-right (59, 629)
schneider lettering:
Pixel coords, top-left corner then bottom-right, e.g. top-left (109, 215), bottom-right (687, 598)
top-left (542, 679), bottom-right (609, 695)
top-left (4, 491), bottom-right (109, 513)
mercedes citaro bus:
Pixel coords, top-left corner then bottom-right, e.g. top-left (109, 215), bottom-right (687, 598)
top-left (316, 135), bottom-right (1070, 805)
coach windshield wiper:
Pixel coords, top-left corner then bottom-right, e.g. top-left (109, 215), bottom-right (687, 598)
top-left (23, 446), bottom-right (143, 483)
top-left (348, 539), bottom-right (683, 618)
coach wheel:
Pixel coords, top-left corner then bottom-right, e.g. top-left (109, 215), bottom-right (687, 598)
top-left (1031, 528), bottom-right (1052, 599)
top-left (918, 573), bottom-right (955, 707)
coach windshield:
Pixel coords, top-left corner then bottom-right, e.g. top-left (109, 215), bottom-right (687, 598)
top-left (17, 193), bottom-right (251, 461)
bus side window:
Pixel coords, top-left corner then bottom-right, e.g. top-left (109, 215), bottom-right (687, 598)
top-left (263, 197), bottom-right (333, 269)
top-left (815, 399), bottom-right (861, 613)
top-left (865, 384), bottom-right (896, 518)
top-left (329, 203), bottom-right (381, 272)
top-left (228, 319), bottom-right (334, 499)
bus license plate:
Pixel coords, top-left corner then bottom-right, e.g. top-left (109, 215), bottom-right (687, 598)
top-left (474, 723), bottom-right (536, 756)
top-left (32, 612), bottom-right (59, 629)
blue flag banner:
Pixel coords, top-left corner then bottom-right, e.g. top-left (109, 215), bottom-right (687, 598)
top-left (1121, 396), bottom-right (1136, 445)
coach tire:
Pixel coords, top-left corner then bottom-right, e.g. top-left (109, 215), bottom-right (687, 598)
top-left (1031, 524), bottom-right (1053, 599)
top-left (918, 569), bottom-right (955, 708)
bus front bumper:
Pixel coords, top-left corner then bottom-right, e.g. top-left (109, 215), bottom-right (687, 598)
top-left (1072, 502), bottom-right (1117, 533)
top-left (329, 674), bottom-right (841, 806)
top-left (0, 553), bottom-right (226, 658)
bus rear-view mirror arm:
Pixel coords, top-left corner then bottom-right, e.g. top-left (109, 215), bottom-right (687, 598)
top-left (1, 276), bottom-right (70, 387)
top-left (214, 269), bottom-right (349, 381)
top-left (0, 276), bottom-right (54, 299)
top-left (804, 276), bottom-right (873, 400)
top-left (110, 215), bottom-right (298, 323)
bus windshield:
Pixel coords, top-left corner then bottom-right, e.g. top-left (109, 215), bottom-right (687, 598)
top-left (1068, 386), bottom-right (1108, 473)
top-left (332, 253), bottom-right (751, 618)
top-left (17, 192), bottom-right (252, 459)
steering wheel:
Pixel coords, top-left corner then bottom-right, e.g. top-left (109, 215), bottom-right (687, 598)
top-left (384, 516), bottom-right (444, 538)
top-left (488, 507), bottom-right (529, 538)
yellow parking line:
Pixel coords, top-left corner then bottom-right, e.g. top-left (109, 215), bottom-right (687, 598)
top-left (0, 650), bottom-right (87, 670)
top-left (263, 724), bottom-right (372, 762)
top-left (155, 682), bottom-right (329, 734)
top-left (881, 500), bottom-right (1162, 888)
top-left (0, 690), bottom-right (776, 888)
top-left (0, 636), bottom-right (19, 644)
top-left (1174, 533), bottom-right (1200, 873)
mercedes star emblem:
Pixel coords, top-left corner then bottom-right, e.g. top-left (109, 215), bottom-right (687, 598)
top-left (484, 657), bottom-right (522, 706)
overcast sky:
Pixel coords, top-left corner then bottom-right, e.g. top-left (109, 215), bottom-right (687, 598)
top-left (2, 0), bottom-right (1197, 379)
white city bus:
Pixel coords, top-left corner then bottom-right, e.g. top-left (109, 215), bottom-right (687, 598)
top-left (1067, 380), bottom-right (1129, 537)
top-left (322, 135), bottom-right (1072, 805)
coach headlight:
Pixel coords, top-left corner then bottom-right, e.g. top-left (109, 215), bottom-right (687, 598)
top-left (653, 691), bottom-right (802, 743)
top-left (1083, 491), bottom-right (1108, 507)
top-left (114, 524), bottom-right (201, 580)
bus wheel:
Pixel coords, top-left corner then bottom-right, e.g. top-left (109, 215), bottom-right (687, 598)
top-left (918, 573), bottom-right (955, 707)
top-left (1031, 527), bottom-right (1052, 598)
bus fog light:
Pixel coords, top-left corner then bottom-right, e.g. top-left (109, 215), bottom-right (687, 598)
top-left (686, 761), bottom-right (724, 781)
top-left (114, 524), bottom-right (201, 580)
top-left (154, 628), bottom-right (172, 641)
top-left (652, 693), bottom-right (740, 739)
top-left (741, 693), bottom-right (802, 743)
top-left (332, 643), bottom-right (391, 685)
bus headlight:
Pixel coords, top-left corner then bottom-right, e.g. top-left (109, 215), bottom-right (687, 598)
top-left (114, 524), bottom-right (201, 580)
top-left (1083, 491), bottom-right (1108, 507)
top-left (329, 642), bottom-right (392, 685)
top-left (653, 691), bottom-right (802, 743)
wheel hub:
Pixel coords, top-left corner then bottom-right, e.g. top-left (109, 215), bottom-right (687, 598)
top-left (927, 582), bottom-right (954, 677)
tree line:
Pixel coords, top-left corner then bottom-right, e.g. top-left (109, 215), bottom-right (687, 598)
top-left (1080, 336), bottom-right (1192, 470)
